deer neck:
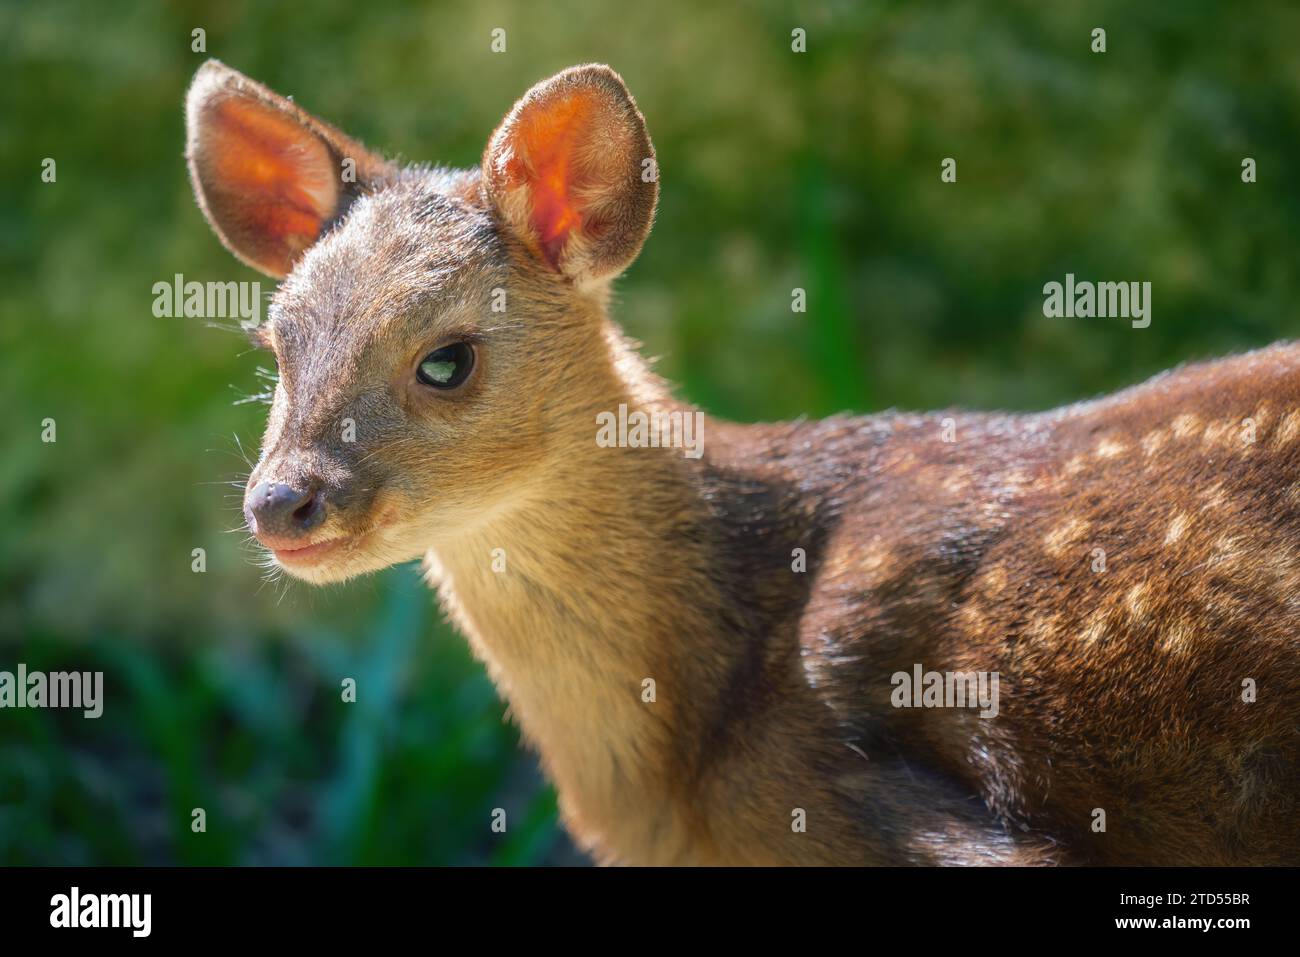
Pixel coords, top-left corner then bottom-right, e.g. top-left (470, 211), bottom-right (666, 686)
top-left (423, 319), bottom-right (816, 859)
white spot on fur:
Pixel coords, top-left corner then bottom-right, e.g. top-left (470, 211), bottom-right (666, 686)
top-left (1274, 410), bottom-right (1300, 446)
top-left (1096, 437), bottom-right (1127, 458)
top-left (1080, 616), bottom-right (1109, 646)
top-left (1210, 535), bottom-right (1242, 566)
top-left (1141, 428), bottom-right (1168, 457)
top-left (1199, 482), bottom-right (1226, 510)
top-left (863, 543), bottom-right (890, 573)
top-left (959, 602), bottom-right (987, 633)
top-left (1201, 419), bottom-right (1232, 447)
top-left (1044, 517), bottom-right (1090, 558)
top-left (1125, 582), bottom-right (1150, 621)
top-left (981, 565), bottom-right (1009, 593)
top-left (1172, 414), bottom-right (1201, 439)
top-left (1159, 620), bottom-right (1195, 656)
top-left (1030, 612), bottom-right (1062, 645)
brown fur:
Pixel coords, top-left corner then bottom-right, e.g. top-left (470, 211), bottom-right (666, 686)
top-left (186, 60), bottom-right (1300, 865)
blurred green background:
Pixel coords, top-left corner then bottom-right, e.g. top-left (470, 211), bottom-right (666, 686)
top-left (2, 0), bottom-right (1298, 864)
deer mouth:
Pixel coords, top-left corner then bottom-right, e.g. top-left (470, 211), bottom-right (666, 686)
top-left (255, 507), bottom-right (401, 579)
top-left (264, 520), bottom-right (394, 570)
top-left (269, 536), bottom-right (349, 566)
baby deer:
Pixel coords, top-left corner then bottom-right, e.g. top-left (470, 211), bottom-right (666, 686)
top-left (187, 60), bottom-right (1299, 865)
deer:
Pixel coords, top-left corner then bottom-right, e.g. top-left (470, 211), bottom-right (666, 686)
top-left (185, 59), bottom-right (1300, 866)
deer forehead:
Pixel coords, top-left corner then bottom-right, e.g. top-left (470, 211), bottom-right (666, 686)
top-left (267, 181), bottom-right (508, 366)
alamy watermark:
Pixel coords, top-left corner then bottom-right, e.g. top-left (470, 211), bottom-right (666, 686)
top-left (50, 887), bottom-right (150, 937)
top-left (596, 403), bottom-right (705, 459)
top-left (0, 664), bottom-right (103, 718)
top-left (152, 273), bottom-right (263, 329)
top-left (891, 663), bottom-right (999, 719)
top-left (1043, 273), bottom-right (1151, 329)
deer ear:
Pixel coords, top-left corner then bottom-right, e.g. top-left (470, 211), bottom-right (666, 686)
top-left (185, 59), bottom-right (395, 279)
top-left (482, 64), bottom-right (658, 287)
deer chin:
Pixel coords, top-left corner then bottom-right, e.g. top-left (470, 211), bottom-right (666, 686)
top-left (266, 520), bottom-right (418, 584)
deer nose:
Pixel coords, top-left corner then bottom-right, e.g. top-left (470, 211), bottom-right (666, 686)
top-left (245, 480), bottom-right (326, 540)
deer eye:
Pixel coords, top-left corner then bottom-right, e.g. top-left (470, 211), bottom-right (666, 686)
top-left (416, 343), bottom-right (475, 389)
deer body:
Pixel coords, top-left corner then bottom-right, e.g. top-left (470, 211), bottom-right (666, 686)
top-left (430, 338), bottom-right (1300, 865)
top-left (186, 61), bottom-right (1300, 865)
